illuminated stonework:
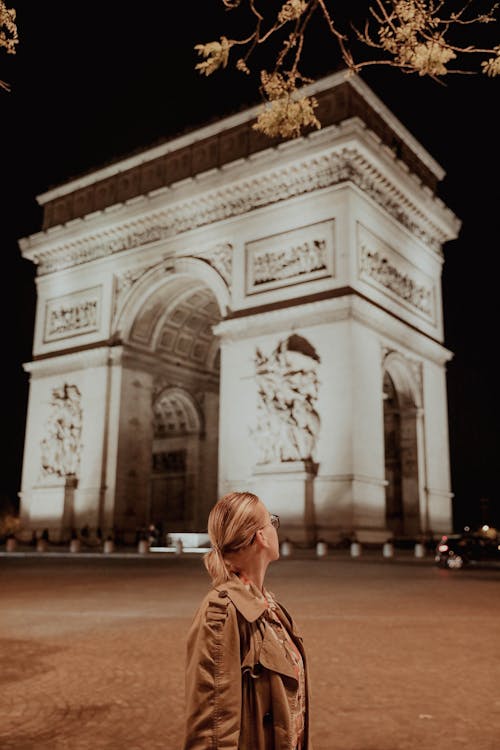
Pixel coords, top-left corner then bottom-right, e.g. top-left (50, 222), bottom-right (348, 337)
top-left (44, 287), bottom-right (101, 342)
top-left (40, 384), bottom-right (83, 478)
top-left (252, 335), bottom-right (321, 464)
top-left (358, 224), bottom-right (434, 321)
top-left (246, 220), bottom-right (334, 294)
top-left (21, 134), bottom-right (457, 277)
top-left (18, 71), bottom-right (458, 543)
top-left (112, 244), bottom-right (232, 325)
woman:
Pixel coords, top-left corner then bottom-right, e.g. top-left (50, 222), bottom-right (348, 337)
top-left (182, 491), bottom-right (312, 750)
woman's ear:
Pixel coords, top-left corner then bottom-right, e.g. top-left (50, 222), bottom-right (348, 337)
top-left (255, 527), bottom-right (270, 550)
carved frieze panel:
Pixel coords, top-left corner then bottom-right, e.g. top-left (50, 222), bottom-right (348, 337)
top-left (246, 219), bottom-right (335, 295)
top-left (251, 335), bottom-right (321, 464)
top-left (357, 224), bottom-right (435, 323)
top-left (40, 383), bottom-right (83, 479)
top-left (43, 286), bottom-right (102, 343)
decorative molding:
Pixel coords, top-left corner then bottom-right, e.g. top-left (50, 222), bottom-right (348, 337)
top-left (43, 286), bottom-right (101, 343)
top-left (112, 259), bottom-right (173, 326)
top-left (30, 145), bottom-right (450, 276)
top-left (201, 243), bottom-right (232, 286)
top-left (24, 346), bottom-right (124, 378)
top-left (215, 294), bottom-right (451, 365)
top-left (358, 224), bottom-right (435, 322)
top-left (112, 243), bottom-right (232, 325)
top-left (246, 220), bottom-right (334, 295)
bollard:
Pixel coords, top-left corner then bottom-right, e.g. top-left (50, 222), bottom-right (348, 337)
top-left (414, 542), bottom-right (426, 558)
top-left (36, 538), bottom-right (47, 553)
top-left (174, 538), bottom-right (184, 555)
top-left (316, 540), bottom-right (328, 558)
top-left (6, 537), bottom-right (17, 552)
top-left (382, 541), bottom-right (394, 558)
top-left (280, 539), bottom-right (293, 558)
top-left (69, 538), bottom-right (81, 553)
top-left (350, 541), bottom-right (362, 557)
top-left (103, 538), bottom-right (115, 554)
top-left (137, 538), bottom-right (149, 555)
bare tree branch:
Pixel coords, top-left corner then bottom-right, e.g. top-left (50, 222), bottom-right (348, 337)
top-left (194, 1), bottom-right (500, 137)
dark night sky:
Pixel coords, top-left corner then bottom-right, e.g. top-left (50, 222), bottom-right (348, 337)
top-left (2, 2), bottom-right (499, 529)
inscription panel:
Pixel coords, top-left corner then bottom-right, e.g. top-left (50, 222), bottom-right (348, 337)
top-left (357, 224), bottom-right (436, 323)
top-left (43, 286), bottom-right (102, 343)
top-left (246, 219), bottom-right (335, 295)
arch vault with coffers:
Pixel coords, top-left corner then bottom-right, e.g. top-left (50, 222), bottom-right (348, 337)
top-left (17, 71), bottom-right (460, 544)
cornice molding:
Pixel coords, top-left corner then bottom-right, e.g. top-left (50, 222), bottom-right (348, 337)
top-left (23, 346), bottom-right (124, 377)
top-left (214, 293), bottom-right (452, 366)
top-left (21, 141), bottom-right (459, 276)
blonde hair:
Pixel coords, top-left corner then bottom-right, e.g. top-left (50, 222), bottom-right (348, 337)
top-left (203, 491), bottom-right (263, 586)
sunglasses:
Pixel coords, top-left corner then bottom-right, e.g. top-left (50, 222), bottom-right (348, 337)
top-left (269, 514), bottom-right (280, 530)
top-left (250, 513), bottom-right (280, 545)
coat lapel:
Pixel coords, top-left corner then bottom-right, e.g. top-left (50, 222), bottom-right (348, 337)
top-left (215, 577), bottom-right (300, 681)
top-left (258, 624), bottom-right (299, 681)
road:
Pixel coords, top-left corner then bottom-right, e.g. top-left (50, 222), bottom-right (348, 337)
top-left (1, 551), bottom-right (499, 749)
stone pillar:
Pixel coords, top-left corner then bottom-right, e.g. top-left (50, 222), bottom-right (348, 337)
top-left (250, 460), bottom-right (318, 545)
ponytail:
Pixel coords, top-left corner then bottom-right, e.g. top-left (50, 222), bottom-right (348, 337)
top-left (203, 545), bottom-right (231, 587)
top-left (203, 491), bottom-right (261, 586)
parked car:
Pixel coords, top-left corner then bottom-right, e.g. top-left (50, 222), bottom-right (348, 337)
top-left (435, 525), bottom-right (500, 569)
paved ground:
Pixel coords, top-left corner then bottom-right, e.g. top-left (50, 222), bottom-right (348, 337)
top-left (1, 549), bottom-right (499, 750)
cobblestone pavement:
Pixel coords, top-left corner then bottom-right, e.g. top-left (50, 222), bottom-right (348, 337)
top-left (1, 550), bottom-right (499, 750)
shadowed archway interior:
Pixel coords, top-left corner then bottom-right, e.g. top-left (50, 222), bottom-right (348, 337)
top-left (126, 277), bottom-right (222, 534)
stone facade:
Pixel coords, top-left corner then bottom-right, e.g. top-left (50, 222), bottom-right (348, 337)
top-left (18, 71), bottom-right (460, 544)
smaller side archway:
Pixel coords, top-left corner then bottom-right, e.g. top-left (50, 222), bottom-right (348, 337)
top-left (150, 386), bottom-right (205, 534)
top-left (383, 351), bottom-right (422, 538)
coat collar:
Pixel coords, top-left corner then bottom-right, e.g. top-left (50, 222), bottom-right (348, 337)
top-left (214, 575), bottom-right (268, 623)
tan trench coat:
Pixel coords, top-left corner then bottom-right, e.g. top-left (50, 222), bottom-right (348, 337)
top-left (181, 576), bottom-right (312, 750)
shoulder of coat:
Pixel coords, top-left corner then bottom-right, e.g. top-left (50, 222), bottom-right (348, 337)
top-left (204, 586), bottom-right (233, 612)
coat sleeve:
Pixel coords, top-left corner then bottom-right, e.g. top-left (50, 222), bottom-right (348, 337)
top-left (182, 594), bottom-right (242, 749)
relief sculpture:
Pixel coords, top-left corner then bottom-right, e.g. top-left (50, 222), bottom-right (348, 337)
top-left (253, 335), bottom-right (320, 464)
top-left (252, 239), bottom-right (327, 285)
top-left (40, 384), bottom-right (83, 478)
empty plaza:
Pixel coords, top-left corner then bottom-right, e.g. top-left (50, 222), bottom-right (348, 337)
top-left (1, 551), bottom-right (499, 750)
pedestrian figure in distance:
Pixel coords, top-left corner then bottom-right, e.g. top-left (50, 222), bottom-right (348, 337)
top-left (181, 491), bottom-right (312, 749)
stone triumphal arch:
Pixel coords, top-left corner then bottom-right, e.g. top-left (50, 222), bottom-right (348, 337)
top-left (18, 71), bottom-right (460, 544)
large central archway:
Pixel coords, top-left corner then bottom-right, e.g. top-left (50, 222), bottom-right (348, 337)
top-left (115, 259), bottom-right (226, 535)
